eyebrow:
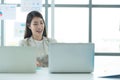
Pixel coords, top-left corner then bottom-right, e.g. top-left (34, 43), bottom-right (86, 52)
top-left (33, 20), bottom-right (43, 23)
top-left (33, 21), bottom-right (38, 23)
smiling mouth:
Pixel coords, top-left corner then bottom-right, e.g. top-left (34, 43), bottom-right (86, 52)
top-left (36, 30), bottom-right (42, 33)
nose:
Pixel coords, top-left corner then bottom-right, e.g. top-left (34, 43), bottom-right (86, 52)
top-left (37, 24), bottom-right (43, 29)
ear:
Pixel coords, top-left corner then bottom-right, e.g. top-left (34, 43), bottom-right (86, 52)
top-left (28, 26), bottom-right (31, 29)
top-left (27, 24), bottom-right (31, 29)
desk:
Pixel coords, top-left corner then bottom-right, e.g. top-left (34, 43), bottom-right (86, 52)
top-left (0, 56), bottom-right (120, 80)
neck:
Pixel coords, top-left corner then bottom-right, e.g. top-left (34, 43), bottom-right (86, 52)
top-left (32, 35), bottom-right (43, 41)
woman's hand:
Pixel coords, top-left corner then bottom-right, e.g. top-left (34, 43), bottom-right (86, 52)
top-left (36, 55), bottom-right (48, 67)
top-left (36, 61), bottom-right (41, 67)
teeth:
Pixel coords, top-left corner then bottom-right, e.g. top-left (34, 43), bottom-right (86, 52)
top-left (37, 30), bottom-right (42, 33)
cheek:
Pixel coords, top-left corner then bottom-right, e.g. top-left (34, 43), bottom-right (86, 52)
top-left (42, 25), bottom-right (45, 30)
top-left (32, 28), bottom-right (37, 32)
top-left (29, 26), bottom-right (36, 32)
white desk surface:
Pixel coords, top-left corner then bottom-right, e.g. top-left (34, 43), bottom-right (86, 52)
top-left (0, 56), bottom-right (120, 80)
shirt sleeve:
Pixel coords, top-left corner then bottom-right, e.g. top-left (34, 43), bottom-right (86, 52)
top-left (19, 40), bottom-right (24, 46)
top-left (18, 39), bottom-right (28, 46)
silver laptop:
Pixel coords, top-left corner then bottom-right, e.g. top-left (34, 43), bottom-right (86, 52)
top-left (48, 43), bottom-right (94, 73)
top-left (0, 47), bottom-right (37, 73)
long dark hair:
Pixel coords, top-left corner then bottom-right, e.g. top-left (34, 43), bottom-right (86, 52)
top-left (24, 11), bottom-right (47, 39)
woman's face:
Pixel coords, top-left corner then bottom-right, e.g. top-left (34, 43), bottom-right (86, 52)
top-left (29, 17), bottom-right (44, 38)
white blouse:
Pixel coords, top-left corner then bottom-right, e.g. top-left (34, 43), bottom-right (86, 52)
top-left (19, 36), bottom-right (56, 67)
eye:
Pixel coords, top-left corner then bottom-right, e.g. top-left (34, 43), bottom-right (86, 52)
top-left (33, 24), bottom-right (38, 25)
top-left (40, 22), bottom-right (43, 24)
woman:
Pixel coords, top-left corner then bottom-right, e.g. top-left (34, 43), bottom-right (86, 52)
top-left (19, 11), bottom-right (56, 67)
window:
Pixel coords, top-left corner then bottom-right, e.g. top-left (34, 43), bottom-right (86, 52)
top-left (54, 8), bottom-right (88, 43)
top-left (92, 0), bottom-right (120, 4)
top-left (1, 0), bottom-right (120, 54)
top-left (92, 8), bottom-right (120, 52)
top-left (4, 0), bottom-right (21, 4)
top-left (4, 0), bottom-right (45, 4)
top-left (54, 0), bottom-right (88, 4)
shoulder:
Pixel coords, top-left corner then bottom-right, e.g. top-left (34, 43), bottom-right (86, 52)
top-left (19, 38), bottom-right (30, 46)
top-left (43, 37), bottom-right (57, 43)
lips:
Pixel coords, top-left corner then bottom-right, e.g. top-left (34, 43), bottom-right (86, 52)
top-left (36, 30), bottom-right (42, 33)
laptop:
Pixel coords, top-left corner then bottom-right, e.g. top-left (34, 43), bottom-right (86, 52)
top-left (48, 43), bottom-right (94, 73)
top-left (0, 46), bottom-right (37, 73)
